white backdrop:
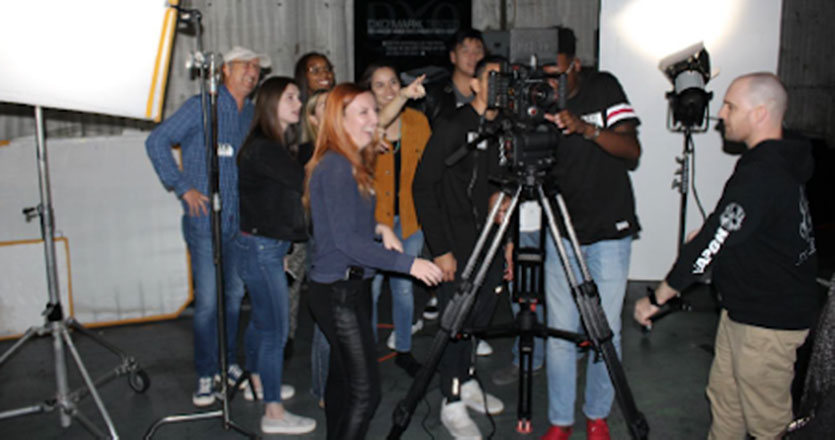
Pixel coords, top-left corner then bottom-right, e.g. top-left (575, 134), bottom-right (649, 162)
top-left (599, 0), bottom-right (783, 280)
top-left (0, 239), bottom-right (71, 338)
top-left (0, 133), bottom-right (189, 328)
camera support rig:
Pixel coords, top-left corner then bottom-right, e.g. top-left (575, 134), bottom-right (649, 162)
top-left (388, 164), bottom-right (649, 439)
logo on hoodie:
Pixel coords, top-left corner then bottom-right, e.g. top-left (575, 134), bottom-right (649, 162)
top-left (719, 202), bottom-right (745, 231)
top-left (692, 202), bottom-right (744, 274)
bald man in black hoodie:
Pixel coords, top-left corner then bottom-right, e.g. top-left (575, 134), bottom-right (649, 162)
top-left (635, 72), bottom-right (820, 440)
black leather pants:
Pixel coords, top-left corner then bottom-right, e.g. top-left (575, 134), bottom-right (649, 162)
top-left (309, 278), bottom-right (380, 440)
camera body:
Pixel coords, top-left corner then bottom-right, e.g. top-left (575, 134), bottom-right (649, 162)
top-left (485, 60), bottom-right (563, 171)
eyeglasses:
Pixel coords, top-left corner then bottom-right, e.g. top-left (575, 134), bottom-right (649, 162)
top-left (307, 65), bottom-right (333, 75)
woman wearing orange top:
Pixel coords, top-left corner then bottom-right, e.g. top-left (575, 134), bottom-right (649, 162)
top-left (359, 63), bottom-right (430, 376)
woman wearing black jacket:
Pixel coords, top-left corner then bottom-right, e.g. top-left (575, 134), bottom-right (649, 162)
top-left (236, 76), bottom-right (316, 435)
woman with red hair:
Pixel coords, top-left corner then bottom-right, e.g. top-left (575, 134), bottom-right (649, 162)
top-left (304, 83), bottom-right (442, 440)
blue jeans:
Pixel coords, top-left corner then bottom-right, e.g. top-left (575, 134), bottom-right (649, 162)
top-left (236, 234), bottom-right (291, 403)
top-left (183, 216), bottom-right (245, 378)
top-left (544, 234), bottom-right (631, 425)
top-left (510, 231), bottom-right (545, 370)
top-left (371, 218), bottom-right (424, 352)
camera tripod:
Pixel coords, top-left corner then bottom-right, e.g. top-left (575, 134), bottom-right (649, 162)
top-left (388, 166), bottom-right (649, 439)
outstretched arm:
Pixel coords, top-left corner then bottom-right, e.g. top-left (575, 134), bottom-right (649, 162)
top-left (377, 74), bottom-right (427, 128)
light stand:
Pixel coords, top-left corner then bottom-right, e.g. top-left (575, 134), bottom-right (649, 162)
top-left (672, 127), bottom-right (695, 253)
top-left (143, 6), bottom-right (255, 439)
top-left (0, 106), bottom-right (150, 439)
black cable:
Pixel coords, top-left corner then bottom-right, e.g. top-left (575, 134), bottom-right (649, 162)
top-left (688, 134), bottom-right (707, 220)
top-left (419, 393), bottom-right (435, 440)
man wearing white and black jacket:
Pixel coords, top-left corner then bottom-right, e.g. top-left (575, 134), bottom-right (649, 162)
top-left (635, 72), bottom-right (820, 440)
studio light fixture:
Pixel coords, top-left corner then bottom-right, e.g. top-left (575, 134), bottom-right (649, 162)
top-left (659, 42), bottom-right (713, 132)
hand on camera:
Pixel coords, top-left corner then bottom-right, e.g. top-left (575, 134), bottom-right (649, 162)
top-left (545, 110), bottom-right (590, 137)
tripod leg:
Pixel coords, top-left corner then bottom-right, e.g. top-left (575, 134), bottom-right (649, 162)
top-left (61, 326), bottom-right (119, 439)
top-left (389, 186), bottom-right (522, 439)
top-left (0, 325), bottom-right (41, 367)
top-left (538, 186), bottom-right (649, 439)
top-left (52, 322), bottom-right (72, 428)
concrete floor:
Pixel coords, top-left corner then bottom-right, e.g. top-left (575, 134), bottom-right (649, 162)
top-left (0, 281), bottom-right (731, 439)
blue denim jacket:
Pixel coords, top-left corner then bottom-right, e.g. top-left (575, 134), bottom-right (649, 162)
top-left (145, 85), bottom-right (253, 234)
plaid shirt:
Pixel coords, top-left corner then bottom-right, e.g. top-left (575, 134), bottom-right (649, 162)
top-left (145, 85), bottom-right (253, 234)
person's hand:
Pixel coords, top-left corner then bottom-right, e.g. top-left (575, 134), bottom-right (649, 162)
top-left (433, 252), bottom-right (457, 282)
top-left (400, 74), bottom-right (427, 100)
top-left (544, 110), bottom-right (592, 137)
top-left (633, 281), bottom-right (679, 328)
top-left (633, 296), bottom-right (659, 328)
top-left (503, 242), bottom-right (514, 281)
top-left (410, 258), bottom-right (443, 286)
top-left (182, 188), bottom-right (209, 217)
top-left (489, 192), bottom-right (510, 225)
top-left (376, 224), bottom-right (403, 252)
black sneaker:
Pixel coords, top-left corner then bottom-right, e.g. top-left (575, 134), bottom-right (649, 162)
top-left (423, 295), bottom-right (439, 320)
top-left (395, 352), bottom-right (423, 377)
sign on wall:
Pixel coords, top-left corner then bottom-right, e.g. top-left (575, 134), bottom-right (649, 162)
top-left (354, 0), bottom-right (472, 80)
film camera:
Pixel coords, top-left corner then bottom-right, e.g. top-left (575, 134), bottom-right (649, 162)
top-left (485, 58), bottom-right (565, 171)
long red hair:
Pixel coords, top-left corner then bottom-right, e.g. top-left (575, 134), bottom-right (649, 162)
top-left (303, 83), bottom-right (380, 209)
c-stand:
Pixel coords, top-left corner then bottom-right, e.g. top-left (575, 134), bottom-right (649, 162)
top-left (143, 6), bottom-right (254, 439)
top-left (388, 165), bottom-right (649, 439)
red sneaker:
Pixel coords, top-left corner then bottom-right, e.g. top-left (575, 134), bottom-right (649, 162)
top-left (586, 418), bottom-right (610, 440)
top-left (540, 425), bottom-right (573, 440)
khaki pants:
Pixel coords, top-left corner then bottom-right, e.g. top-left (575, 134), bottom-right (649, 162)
top-left (707, 310), bottom-right (808, 440)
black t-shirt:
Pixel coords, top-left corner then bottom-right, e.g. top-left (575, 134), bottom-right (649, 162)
top-left (548, 71), bottom-right (641, 244)
top-left (413, 105), bottom-right (503, 260)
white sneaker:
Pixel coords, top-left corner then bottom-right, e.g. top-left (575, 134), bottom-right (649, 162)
top-left (386, 331), bottom-right (397, 351)
top-left (192, 376), bottom-right (216, 407)
top-left (440, 399), bottom-right (482, 440)
top-left (261, 411), bottom-right (316, 435)
top-left (386, 319), bottom-right (425, 351)
top-left (476, 340), bottom-right (493, 357)
top-left (281, 384), bottom-right (295, 400)
top-left (243, 383), bottom-right (295, 401)
top-left (460, 379), bottom-right (504, 415)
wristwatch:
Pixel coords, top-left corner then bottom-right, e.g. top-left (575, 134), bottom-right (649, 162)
top-left (584, 124), bottom-right (601, 141)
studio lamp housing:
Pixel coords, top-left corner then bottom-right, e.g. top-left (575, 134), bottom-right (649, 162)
top-left (660, 42), bottom-right (714, 132)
